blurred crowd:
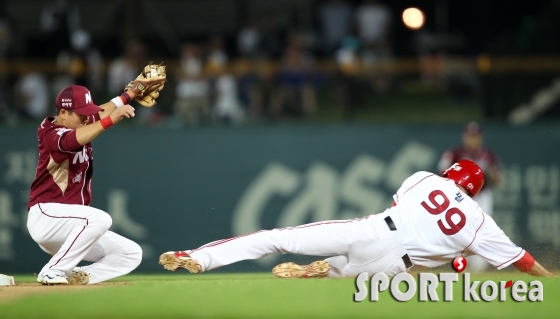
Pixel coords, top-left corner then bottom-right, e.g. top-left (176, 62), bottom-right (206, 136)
top-left (0, 0), bottom-right (486, 127)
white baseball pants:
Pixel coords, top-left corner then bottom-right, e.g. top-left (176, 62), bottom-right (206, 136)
top-left (188, 213), bottom-right (411, 277)
top-left (27, 203), bottom-right (142, 284)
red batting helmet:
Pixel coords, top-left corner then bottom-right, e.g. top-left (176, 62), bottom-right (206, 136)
top-left (441, 159), bottom-right (485, 196)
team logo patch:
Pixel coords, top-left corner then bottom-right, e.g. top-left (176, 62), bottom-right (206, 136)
top-left (61, 98), bottom-right (72, 108)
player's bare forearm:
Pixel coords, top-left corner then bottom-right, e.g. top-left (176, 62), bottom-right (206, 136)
top-left (98, 101), bottom-right (117, 119)
top-left (525, 261), bottom-right (555, 277)
top-left (76, 105), bottom-right (135, 145)
top-left (75, 121), bottom-right (106, 145)
top-left (514, 257), bottom-right (555, 277)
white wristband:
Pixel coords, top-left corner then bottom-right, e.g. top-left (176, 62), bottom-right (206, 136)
top-left (111, 96), bottom-right (124, 107)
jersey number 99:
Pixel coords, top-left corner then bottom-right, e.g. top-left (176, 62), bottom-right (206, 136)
top-left (421, 190), bottom-right (466, 235)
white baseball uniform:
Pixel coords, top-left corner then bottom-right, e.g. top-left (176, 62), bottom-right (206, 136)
top-left (27, 115), bottom-right (142, 284)
top-left (183, 171), bottom-right (524, 277)
top-left (438, 146), bottom-right (501, 271)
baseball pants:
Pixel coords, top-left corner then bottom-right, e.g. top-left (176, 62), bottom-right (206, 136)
top-left (28, 203), bottom-right (142, 284)
top-left (187, 213), bottom-right (411, 277)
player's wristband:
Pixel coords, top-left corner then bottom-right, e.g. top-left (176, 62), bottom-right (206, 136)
top-left (100, 116), bottom-right (114, 130)
top-left (513, 251), bottom-right (535, 273)
top-left (111, 96), bottom-right (124, 107)
top-left (121, 92), bottom-right (132, 103)
top-left (110, 93), bottom-right (132, 107)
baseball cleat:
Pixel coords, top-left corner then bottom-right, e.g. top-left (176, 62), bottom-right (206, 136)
top-left (39, 272), bottom-right (68, 285)
top-left (159, 251), bottom-right (203, 273)
top-left (272, 260), bottom-right (330, 278)
top-left (68, 267), bottom-right (90, 285)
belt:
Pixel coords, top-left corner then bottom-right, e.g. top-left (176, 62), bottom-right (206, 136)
top-left (384, 216), bottom-right (413, 269)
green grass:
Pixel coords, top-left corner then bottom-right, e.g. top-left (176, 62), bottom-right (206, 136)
top-left (0, 272), bottom-right (558, 319)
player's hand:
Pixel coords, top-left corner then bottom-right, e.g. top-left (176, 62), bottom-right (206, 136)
top-left (109, 105), bottom-right (135, 124)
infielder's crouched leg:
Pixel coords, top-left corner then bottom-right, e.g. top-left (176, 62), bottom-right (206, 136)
top-left (81, 231), bottom-right (142, 284)
top-left (27, 204), bottom-right (114, 281)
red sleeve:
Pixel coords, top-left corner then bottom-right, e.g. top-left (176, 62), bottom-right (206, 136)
top-left (513, 251), bottom-right (535, 273)
top-left (59, 130), bottom-right (82, 151)
top-left (45, 127), bottom-right (81, 153)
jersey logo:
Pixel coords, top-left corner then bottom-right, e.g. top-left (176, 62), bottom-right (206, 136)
top-left (85, 91), bottom-right (92, 104)
top-left (455, 192), bottom-right (464, 203)
top-left (72, 149), bottom-right (90, 164)
top-left (72, 171), bottom-right (83, 183)
top-left (56, 128), bottom-right (72, 136)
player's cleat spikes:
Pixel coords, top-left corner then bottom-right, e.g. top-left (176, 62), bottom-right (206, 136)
top-left (272, 260), bottom-right (330, 278)
top-left (68, 268), bottom-right (90, 285)
top-left (159, 251), bottom-right (203, 273)
top-left (40, 272), bottom-right (68, 285)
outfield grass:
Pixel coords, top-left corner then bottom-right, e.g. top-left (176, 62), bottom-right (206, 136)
top-left (0, 272), bottom-right (558, 319)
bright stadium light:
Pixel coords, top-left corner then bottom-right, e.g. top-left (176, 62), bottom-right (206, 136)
top-left (402, 7), bottom-right (425, 30)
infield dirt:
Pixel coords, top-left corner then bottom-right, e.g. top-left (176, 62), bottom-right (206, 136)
top-left (0, 282), bottom-right (128, 303)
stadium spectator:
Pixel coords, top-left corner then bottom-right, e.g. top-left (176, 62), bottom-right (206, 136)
top-left (206, 36), bottom-right (245, 124)
top-left (270, 37), bottom-right (317, 119)
top-left (174, 42), bottom-right (211, 125)
top-left (355, 0), bottom-right (394, 93)
top-left (12, 61), bottom-right (49, 121)
top-left (56, 30), bottom-right (104, 94)
top-left (107, 39), bottom-right (146, 96)
top-left (237, 20), bottom-right (261, 58)
top-left (317, 0), bottom-right (354, 55)
top-left (39, 0), bottom-right (81, 57)
top-left (438, 122), bottom-right (502, 272)
top-left (333, 35), bottom-right (366, 119)
top-left (355, 0), bottom-right (392, 51)
top-left (259, 17), bottom-right (286, 59)
top-left (235, 58), bottom-right (267, 120)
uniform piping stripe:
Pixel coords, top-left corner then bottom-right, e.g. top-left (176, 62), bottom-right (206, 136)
top-left (461, 208), bottom-right (485, 254)
top-left (38, 203), bottom-right (89, 269)
top-left (190, 217), bottom-right (369, 253)
top-left (496, 249), bottom-right (525, 269)
top-left (400, 174), bottom-right (436, 198)
top-left (80, 160), bottom-right (89, 205)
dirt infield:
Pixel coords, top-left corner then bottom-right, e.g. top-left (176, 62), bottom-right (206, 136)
top-left (0, 282), bottom-right (128, 303)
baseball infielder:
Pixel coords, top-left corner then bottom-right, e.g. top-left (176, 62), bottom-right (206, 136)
top-left (438, 122), bottom-right (501, 272)
top-left (160, 160), bottom-right (553, 278)
top-left (27, 64), bottom-right (166, 285)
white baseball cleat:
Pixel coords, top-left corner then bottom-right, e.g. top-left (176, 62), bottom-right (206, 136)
top-left (39, 272), bottom-right (68, 285)
top-left (67, 267), bottom-right (90, 285)
top-left (159, 251), bottom-right (203, 273)
top-left (272, 260), bottom-right (331, 279)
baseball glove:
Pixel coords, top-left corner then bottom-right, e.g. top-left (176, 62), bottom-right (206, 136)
top-left (125, 62), bottom-right (167, 107)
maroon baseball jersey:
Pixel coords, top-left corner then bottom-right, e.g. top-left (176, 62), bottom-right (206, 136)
top-left (438, 147), bottom-right (500, 189)
top-left (28, 115), bottom-right (100, 209)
